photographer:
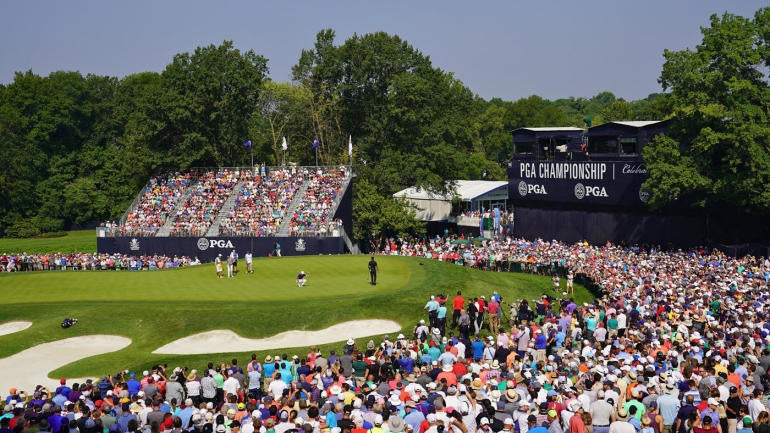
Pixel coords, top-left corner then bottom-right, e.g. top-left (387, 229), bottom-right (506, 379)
top-left (517, 300), bottom-right (533, 327)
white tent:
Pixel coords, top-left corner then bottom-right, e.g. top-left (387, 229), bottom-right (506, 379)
top-left (393, 180), bottom-right (508, 221)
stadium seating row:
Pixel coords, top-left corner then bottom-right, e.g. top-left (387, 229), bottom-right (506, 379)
top-left (106, 167), bottom-right (350, 238)
top-left (113, 173), bottom-right (194, 237)
top-left (219, 168), bottom-right (306, 237)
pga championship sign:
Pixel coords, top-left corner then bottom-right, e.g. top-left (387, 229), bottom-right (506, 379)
top-left (97, 236), bottom-right (345, 261)
top-left (509, 161), bottom-right (648, 207)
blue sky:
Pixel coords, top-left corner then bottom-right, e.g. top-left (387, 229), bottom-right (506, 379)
top-left (0, 1), bottom-right (761, 101)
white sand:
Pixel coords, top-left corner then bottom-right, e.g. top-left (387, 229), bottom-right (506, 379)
top-left (0, 335), bottom-right (131, 395)
top-left (154, 320), bottom-right (402, 355)
top-left (0, 320), bottom-right (401, 392)
top-left (0, 321), bottom-right (32, 336)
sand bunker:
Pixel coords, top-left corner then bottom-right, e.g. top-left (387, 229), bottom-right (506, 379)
top-left (154, 320), bottom-right (402, 355)
top-left (0, 321), bottom-right (32, 336)
top-left (0, 321), bottom-right (401, 390)
top-left (0, 335), bottom-right (131, 394)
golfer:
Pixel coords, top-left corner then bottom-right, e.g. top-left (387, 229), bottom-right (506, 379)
top-left (368, 256), bottom-right (379, 285)
top-left (244, 251), bottom-right (253, 274)
top-left (297, 270), bottom-right (308, 287)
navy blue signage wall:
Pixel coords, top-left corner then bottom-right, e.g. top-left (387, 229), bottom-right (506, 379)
top-left (508, 161), bottom-right (648, 207)
top-left (513, 207), bottom-right (706, 247)
top-left (97, 236), bottom-right (345, 261)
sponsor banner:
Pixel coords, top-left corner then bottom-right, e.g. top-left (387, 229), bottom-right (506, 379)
top-left (509, 161), bottom-right (648, 207)
top-left (98, 236), bottom-right (345, 261)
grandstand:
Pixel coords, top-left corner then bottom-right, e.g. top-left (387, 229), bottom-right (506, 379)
top-left (97, 166), bottom-right (354, 258)
top-left (111, 172), bottom-right (194, 237)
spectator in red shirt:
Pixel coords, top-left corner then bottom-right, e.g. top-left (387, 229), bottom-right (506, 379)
top-left (452, 291), bottom-right (465, 329)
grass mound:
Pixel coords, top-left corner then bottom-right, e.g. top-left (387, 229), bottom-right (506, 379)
top-left (0, 230), bottom-right (96, 254)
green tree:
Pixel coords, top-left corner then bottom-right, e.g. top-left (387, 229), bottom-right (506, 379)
top-left (645, 8), bottom-right (770, 210)
top-left (352, 178), bottom-right (425, 241)
top-left (641, 135), bottom-right (710, 208)
top-left (0, 70), bottom-right (119, 234)
top-left (477, 103), bottom-right (512, 165)
top-left (255, 81), bottom-right (314, 165)
top-left (293, 30), bottom-right (481, 193)
top-left (160, 41), bottom-right (269, 168)
top-left (600, 99), bottom-right (634, 122)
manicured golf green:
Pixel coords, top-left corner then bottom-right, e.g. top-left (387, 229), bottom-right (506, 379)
top-left (0, 254), bottom-right (593, 380)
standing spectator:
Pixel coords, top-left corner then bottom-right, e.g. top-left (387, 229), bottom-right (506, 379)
top-left (452, 291), bottom-right (465, 329)
top-left (368, 257), bottom-right (379, 285)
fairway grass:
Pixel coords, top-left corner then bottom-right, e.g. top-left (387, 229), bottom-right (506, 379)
top-left (0, 254), bottom-right (594, 381)
top-left (0, 230), bottom-right (96, 254)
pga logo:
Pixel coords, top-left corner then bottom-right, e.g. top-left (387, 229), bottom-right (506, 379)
top-left (639, 187), bottom-right (650, 203)
top-left (518, 181), bottom-right (548, 197)
top-left (196, 238), bottom-right (235, 251)
top-left (574, 183), bottom-right (608, 200)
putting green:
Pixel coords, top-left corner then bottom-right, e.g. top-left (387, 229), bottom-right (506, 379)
top-left (0, 255), bottom-right (593, 379)
top-left (0, 255), bottom-right (411, 303)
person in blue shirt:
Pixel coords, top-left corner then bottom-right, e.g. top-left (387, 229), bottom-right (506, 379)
top-left (527, 414), bottom-right (549, 433)
top-left (585, 314), bottom-right (597, 332)
top-left (472, 335), bottom-right (485, 361)
top-left (126, 373), bottom-right (141, 396)
top-left (262, 356), bottom-right (276, 389)
top-left (555, 330), bottom-right (566, 348)
top-left (55, 379), bottom-right (71, 399)
top-left (628, 405), bottom-right (642, 432)
top-left (436, 304), bottom-right (448, 336)
top-left (398, 351), bottom-right (415, 374)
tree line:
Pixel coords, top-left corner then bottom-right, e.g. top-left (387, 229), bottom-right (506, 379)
top-left (0, 8), bottom-right (767, 240)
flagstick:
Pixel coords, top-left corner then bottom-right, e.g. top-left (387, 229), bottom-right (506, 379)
top-left (315, 146), bottom-right (318, 167)
top-left (348, 135), bottom-right (353, 169)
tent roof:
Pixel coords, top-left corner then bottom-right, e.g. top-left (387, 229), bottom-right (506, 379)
top-left (513, 127), bottom-right (584, 132)
top-left (605, 120), bottom-right (663, 128)
top-left (393, 180), bottom-right (508, 202)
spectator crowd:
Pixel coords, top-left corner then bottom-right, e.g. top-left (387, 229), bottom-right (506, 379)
top-left (168, 170), bottom-right (241, 237)
top-left (103, 167), bottom-right (351, 239)
top-left (114, 173), bottom-right (194, 237)
top-left (0, 253), bottom-right (198, 272)
top-left (220, 168), bottom-right (307, 238)
top-left (4, 235), bottom-right (770, 433)
top-left (288, 168), bottom-right (348, 237)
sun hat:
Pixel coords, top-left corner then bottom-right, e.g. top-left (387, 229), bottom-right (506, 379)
top-left (505, 389), bottom-right (519, 402)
